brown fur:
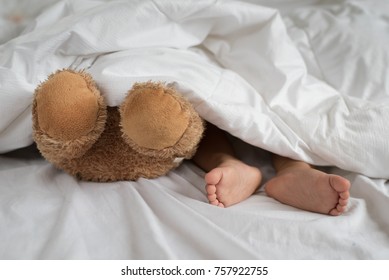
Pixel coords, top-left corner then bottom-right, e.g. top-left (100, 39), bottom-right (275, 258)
top-left (120, 83), bottom-right (190, 150)
top-left (32, 69), bottom-right (204, 182)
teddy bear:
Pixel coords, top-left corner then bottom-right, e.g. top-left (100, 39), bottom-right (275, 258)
top-left (32, 69), bottom-right (205, 182)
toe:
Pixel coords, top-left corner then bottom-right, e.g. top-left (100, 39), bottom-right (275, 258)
top-left (337, 204), bottom-right (346, 213)
top-left (338, 198), bottom-right (348, 206)
top-left (208, 193), bottom-right (217, 202)
top-left (339, 191), bottom-right (350, 200)
top-left (329, 175), bottom-right (351, 193)
top-left (329, 208), bottom-right (341, 216)
top-left (205, 168), bottom-right (223, 185)
top-left (206, 184), bottom-right (216, 195)
top-left (211, 200), bottom-right (219, 206)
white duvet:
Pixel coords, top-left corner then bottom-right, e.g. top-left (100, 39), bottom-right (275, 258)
top-left (1, 0), bottom-right (388, 177)
top-left (0, 0), bottom-right (388, 259)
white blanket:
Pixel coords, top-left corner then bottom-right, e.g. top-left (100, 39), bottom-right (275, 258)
top-left (1, 0), bottom-right (389, 177)
top-left (1, 0), bottom-right (389, 259)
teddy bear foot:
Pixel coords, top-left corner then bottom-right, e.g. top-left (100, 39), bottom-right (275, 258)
top-left (33, 69), bottom-right (107, 162)
top-left (63, 82), bottom-right (204, 182)
top-left (119, 82), bottom-right (205, 160)
top-left (63, 107), bottom-right (180, 182)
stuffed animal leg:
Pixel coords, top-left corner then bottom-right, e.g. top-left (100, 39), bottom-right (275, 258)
top-left (32, 69), bottom-right (204, 182)
top-left (32, 69), bottom-right (107, 164)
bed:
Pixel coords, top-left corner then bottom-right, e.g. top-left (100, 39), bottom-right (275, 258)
top-left (1, 0), bottom-right (388, 260)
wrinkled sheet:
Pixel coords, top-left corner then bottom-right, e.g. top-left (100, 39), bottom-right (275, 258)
top-left (0, 0), bottom-right (389, 259)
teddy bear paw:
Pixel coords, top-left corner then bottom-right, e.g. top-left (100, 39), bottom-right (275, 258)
top-left (120, 82), bottom-right (204, 159)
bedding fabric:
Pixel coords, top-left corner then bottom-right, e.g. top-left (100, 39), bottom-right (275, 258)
top-left (0, 0), bottom-right (388, 259)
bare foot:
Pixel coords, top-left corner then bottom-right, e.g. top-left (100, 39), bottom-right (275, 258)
top-left (265, 168), bottom-right (350, 215)
top-left (205, 159), bottom-right (262, 207)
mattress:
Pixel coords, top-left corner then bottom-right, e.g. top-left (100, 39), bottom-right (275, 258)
top-left (0, 0), bottom-right (388, 259)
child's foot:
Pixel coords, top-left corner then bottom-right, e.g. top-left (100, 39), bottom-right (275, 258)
top-left (265, 168), bottom-right (350, 215)
top-left (205, 159), bottom-right (262, 207)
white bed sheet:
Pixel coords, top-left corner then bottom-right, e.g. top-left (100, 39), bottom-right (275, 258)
top-left (0, 0), bottom-right (388, 259)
